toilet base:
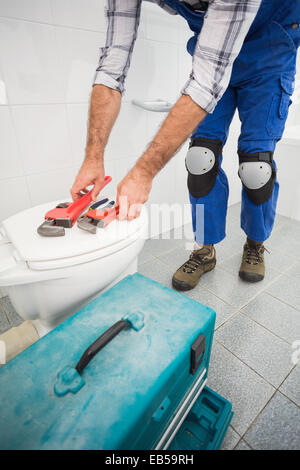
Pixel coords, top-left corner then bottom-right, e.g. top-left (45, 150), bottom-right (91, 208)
top-left (33, 258), bottom-right (138, 337)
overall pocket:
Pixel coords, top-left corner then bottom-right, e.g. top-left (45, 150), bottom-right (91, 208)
top-left (287, 22), bottom-right (300, 48)
top-left (273, 21), bottom-right (298, 53)
top-left (266, 74), bottom-right (294, 139)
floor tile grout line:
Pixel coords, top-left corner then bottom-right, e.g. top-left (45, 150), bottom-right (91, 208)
top-left (139, 245), bottom-right (300, 410)
top-left (276, 362), bottom-right (298, 389)
top-left (233, 437), bottom-right (253, 450)
top-left (214, 340), bottom-right (280, 390)
top-left (264, 290), bottom-right (300, 314)
top-left (226, 423), bottom-right (243, 440)
top-left (215, 312), bottom-right (297, 393)
top-left (277, 389), bottom-right (300, 409)
top-left (153, 255), bottom-right (243, 312)
top-left (0, 299), bottom-right (10, 325)
top-left (140, 244), bottom-right (287, 315)
top-left (218, 258), bottom-right (294, 277)
top-left (1, 298), bottom-right (17, 327)
top-left (214, 308), bottom-right (241, 331)
top-left (241, 389), bottom-right (300, 448)
top-left (238, 388), bottom-right (278, 445)
top-left (232, 271), bottom-right (284, 311)
top-left (217, 340), bottom-right (300, 413)
top-left (202, 270), bottom-right (283, 313)
top-left (238, 310), bottom-right (295, 347)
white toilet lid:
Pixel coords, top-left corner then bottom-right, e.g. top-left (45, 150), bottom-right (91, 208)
top-left (1, 197), bottom-right (148, 271)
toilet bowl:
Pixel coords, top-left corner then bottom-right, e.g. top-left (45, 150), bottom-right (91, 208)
top-left (0, 198), bottom-right (148, 335)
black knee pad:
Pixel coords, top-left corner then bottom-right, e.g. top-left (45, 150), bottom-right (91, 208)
top-left (185, 138), bottom-right (223, 198)
top-left (238, 151), bottom-right (276, 205)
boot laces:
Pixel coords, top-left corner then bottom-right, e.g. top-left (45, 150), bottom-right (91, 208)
top-left (245, 243), bottom-right (267, 265)
top-left (183, 249), bottom-right (212, 273)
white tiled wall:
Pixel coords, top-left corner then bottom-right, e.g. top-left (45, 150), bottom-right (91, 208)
top-left (0, 0), bottom-right (299, 228)
top-left (0, 0), bottom-right (193, 225)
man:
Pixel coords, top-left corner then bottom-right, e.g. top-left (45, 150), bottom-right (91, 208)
top-left (71, 0), bottom-right (299, 291)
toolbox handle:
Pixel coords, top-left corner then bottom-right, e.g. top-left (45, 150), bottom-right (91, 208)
top-left (75, 320), bottom-right (131, 374)
top-left (54, 313), bottom-right (144, 397)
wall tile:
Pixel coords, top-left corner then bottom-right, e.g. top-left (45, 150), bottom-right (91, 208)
top-left (26, 166), bottom-right (76, 206)
top-left (145, 40), bottom-right (180, 103)
top-left (0, 66), bottom-right (7, 105)
top-left (177, 40), bottom-right (192, 92)
top-left (66, 103), bottom-right (89, 166)
top-left (11, 104), bottom-right (72, 175)
top-left (55, 27), bottom-right (105, 103)
top-left (0, 0), bottom-right (244, 226)
top-left (177, 13), bottom-right (192, 45)
top-left (126, 38), bottom-right (180, 104)
top-left (0, 177), bottom-right (30, 222)
top-left (105, 102), bottom-right (148, 161)
top-left (276, 142), bottom-right (300, 220)
top-left (111, 156), bottom-right (137, 197)
top-left (51, 0), bottom-right (106, 32)
top-left (173, 145), bottom-right (190, 207)
top-left (125, 38), bottom-right (151, 103)
top-left (0, 0), bottom-right (52, 23)
top-left (0, 106), bottom-right (23, 178)
top-left (146, 109), bottom-right (166, 142)
top-left (0, 19), bottom-right (64, 104)
top-left (144, 2), bottom-right (179, 44)
top-left (103, 158), bottom-right (117, 196)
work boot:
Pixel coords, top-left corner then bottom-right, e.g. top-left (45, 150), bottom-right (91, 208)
top-left (172, 245), bottom-right (216, 291)
top-left (239, 237), bottom-right (266, 282)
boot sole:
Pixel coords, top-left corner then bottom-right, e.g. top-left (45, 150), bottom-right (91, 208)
top-left (239, 271), bottom-right (264, 283)
top-left (172, 260), bottom-right (216, 291)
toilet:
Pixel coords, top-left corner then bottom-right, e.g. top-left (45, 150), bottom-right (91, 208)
top-left (0, 197), bottom-right (148, 336)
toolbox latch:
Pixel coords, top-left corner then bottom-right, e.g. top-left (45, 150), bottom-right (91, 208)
top-left (190, 334), bottom-right (205, 375)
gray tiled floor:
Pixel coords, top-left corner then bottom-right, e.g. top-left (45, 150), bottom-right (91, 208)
top-left (0, 297), bottom-right (22, 334)
top-left (1, 203), bottom-right (299, 450)
top-left (215, 313), bottom-right (294, 388)
top-left (136, 203), bottom-right (300, 449)
top-left (220, 425), bottom-right (240, 450)
top-left (243, 392), bottom-right (300, 450)
top-left (235, 439), bottom-right (252, 450)
top-left (279, 365), bottom-right (300, 407)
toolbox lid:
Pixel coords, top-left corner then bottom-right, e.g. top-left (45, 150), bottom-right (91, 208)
top-left (0, 273), bottom-right (216, 450)
top-left (0, 197), bottom-right (147, 270)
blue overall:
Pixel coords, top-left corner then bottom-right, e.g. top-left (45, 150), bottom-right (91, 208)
top-left (164, 0), bottom-right (300, 243)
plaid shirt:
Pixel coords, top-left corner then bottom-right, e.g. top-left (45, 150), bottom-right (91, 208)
top-left (94, 0), bottom-right (261, 113)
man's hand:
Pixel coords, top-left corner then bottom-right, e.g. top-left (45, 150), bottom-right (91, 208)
top-left (117, 166), bottom-right (153, 220)
top-left (71, 158), bottom-right (105, 201)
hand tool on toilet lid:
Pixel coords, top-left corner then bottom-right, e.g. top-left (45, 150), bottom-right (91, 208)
top-left (37, 176), bottom-right (112, 237)
top-left (88, 197), bottom-right (109, 211)
top-left (77, 201), bottom-right (119, 234)
top-left (76, 198), bottom-right (111, 229)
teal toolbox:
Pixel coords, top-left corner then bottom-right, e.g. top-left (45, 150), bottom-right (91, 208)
top-left (0, 273), bottom-right (217, 450)
top-left (170, 386), bottom-right (233, 450)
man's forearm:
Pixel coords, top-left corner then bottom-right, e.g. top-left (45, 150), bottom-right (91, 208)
top-left (85, 84), bottom-right (121, 162)
top-left (70, 84), bottom-right (121, 200)
top-left (135, 94), bottom-right (207, 177)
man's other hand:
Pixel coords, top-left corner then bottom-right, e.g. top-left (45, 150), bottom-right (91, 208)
top-left (71, 159), bottom-right (105, 201)
top-left (117, 166), bottom-right (152, 220)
